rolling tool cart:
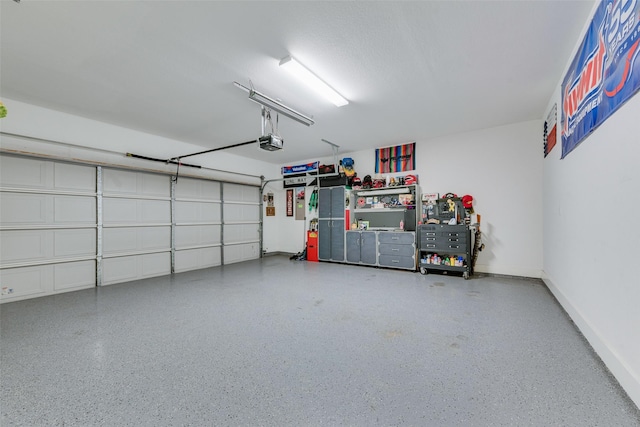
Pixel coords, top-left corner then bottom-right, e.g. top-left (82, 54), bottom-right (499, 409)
top-left (418, 223), bottom-right (472, 279)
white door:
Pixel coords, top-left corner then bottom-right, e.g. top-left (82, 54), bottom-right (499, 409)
top-left (101, 169), bottom-right (171, 285)
top-left (222, 183), bottom-right (260, 264)
top-left (0, 155), bottom-right (97, 302)
top-left (173, 177), bottom-right (222, 272)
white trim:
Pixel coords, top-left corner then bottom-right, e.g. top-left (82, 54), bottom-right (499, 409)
top-left (544, 274), bottom-right (640, 409)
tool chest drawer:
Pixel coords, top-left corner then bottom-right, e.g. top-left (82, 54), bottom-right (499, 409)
top-left (378, 232), bottom-right (415, 245)
top-left (376, 231), bottom-right (416, 271)
top-left (378, 254), bottom-right (415, 270)
top-left (378, 243), bottom-right (415, 257)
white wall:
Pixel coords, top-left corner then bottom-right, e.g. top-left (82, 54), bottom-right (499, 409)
top-left (286, 119), bottom-right (544, 277)
top-left (541, 1), bottom-right (640, 407)
top-left (542, 66), bottom-right (640, 409)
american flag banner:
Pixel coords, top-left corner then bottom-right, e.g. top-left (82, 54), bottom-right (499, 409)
top-left (375, 142), bottom-right (416, 173)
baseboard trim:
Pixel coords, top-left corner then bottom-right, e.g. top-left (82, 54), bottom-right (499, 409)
top-left (543, 274), bottom-right (640, 410)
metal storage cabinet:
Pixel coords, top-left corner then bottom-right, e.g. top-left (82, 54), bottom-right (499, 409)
top-left (346, 231), bottom-right (377, 265)
top-left (377, 231), bottom-right (416, 270)
top-left (418, 224), bottom-right (472, 279)
top-left (318, 186), bottom-right (346, 262)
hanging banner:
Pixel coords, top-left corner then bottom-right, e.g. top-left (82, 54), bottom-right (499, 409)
top-left (544, 103), bottom-right (557, 158)
top-left (375, 142), bottom-right (416, 173)
top-left (281, 161), bottom-right (319, 175)
top-left (561, 0), bottom-right (640, 158)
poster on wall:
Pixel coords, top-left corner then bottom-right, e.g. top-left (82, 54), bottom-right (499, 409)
top-left (375, 142), bottom-right (416, 173)
top-left (286, 189), bottom-right (294, 217)
top-left (561, 0), bottom-right (640, 158)
top-left (544, 103), bottom-right (557, 157)
top-left (295, 187), bottom-right (305, 220)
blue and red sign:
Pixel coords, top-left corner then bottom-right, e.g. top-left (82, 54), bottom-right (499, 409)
top-left (562, 0), bottom-right (640, 158)
top-left (281, 161), bottom-right (319, 175)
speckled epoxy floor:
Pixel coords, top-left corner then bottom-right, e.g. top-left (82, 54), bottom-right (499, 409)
top-left (1, 255), bottom-right (639, 426)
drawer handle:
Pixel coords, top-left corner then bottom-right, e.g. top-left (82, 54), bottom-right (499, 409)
top-left (391, 248), bottom-right (399, 252)
top-left (449, 245), bottom-right (460, 249)
top-left (391, 237), bottom-right (399, 240)
top-left (449, 238), bottom-right (459, 242)
top-left (426, 244), bottom-right (436, 248)
top-left (392, 260), bottom-right (399, 263)
top-left (426, 233), bottom-right (436, 236)
top-left (425, 237), bottom-right (436, 241)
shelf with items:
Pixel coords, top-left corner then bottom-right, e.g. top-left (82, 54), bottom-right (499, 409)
top-left (351, 185), bottom-right (419, 232)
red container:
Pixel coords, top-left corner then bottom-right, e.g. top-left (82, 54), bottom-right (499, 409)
top-left (306, 231), bottom-right (318, 262)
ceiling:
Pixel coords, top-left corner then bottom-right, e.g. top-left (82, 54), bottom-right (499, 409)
top-left (1, 1), bottom-right (594, 165)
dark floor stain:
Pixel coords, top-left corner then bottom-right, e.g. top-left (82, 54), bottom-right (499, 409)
top-left (434, 282), bottom-right (446, 287)
top-left (314, 299), bottom-right (324, 306)
top-left (456, 335), bottom-right (468, 341)
top-left (450, 342), bottom-right (460, 349)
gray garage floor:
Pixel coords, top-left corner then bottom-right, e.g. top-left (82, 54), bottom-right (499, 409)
top-left (1, 255), bottom-right (639, 426)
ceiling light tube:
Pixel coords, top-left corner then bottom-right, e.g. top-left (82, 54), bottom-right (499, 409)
top-left (234, 81), bottom-right (315, 126)
top-left (279, 56), bottom-right (348, 107)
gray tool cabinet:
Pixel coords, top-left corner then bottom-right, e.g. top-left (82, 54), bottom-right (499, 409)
top-left (418, 224), bottom-right (472, 279)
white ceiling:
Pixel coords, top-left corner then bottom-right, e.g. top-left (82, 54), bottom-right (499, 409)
top-left (1, 1), bottom-right (594, 164)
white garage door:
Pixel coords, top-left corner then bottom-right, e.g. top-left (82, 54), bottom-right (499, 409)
top-left (1, 153), bottom-right (263, 302)
top-left (0, 155), bottom-right (97, 301)
top-left (101, 169), bottom-right (171, 285)
top-left (222, 183), bottom-right (261, 264)
top-left (173, 177), bottom-right (222, 273)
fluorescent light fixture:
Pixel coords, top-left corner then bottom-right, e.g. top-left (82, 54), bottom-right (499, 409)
top-left (279, 56), bottom-right (348, 107)
top-left (233, 81), bottom-right (315, 126)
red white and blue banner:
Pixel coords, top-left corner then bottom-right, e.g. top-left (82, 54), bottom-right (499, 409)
top-left (281, 161), bottom-right (319, 175)
top-left (561, 0), bottom-right (640, 158)
top-left (375, 142), bottom-right (416, 173)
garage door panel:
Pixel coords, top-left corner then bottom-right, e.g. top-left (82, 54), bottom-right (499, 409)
top-left (103, 169), bottom-right (138, 194)
top-left (175, 201), bottom-right (220, 223)
top-left (224, 224), bottom-right (259, 243)
top-left (141, 173), bottom-right (170, 197)
top-left (0, 193), bottom-right (47, 225)
top-left (224, 243), bottom-right (260, 264)
top-left (174, 247), bottom-right (221, 272)
top-left (0, 156), bottom-right (49, 189)
top-left (54, 196), bottom-right (96, 223)
top-left (103, 170), bottom-right (169, 197)
top-left (223, 204), bottom-right (259, 222)
top-left (140, 200), bottom-right (170, 223)
top-left (0, 230), bottom-right (48, 264)
top-left (139, 227), bottom-right (171, 251)
top-left (175, 225), bottom-right (220, 248)
top-left (103, 227), bottom-right (170, 254)
top-left (0, 266), bottom-right (52, 300)
top-left (53, 163), bottom-right (96, 192)
top-left (103, 199), bottom-right (169, 224)
top-left (223, 183), bottom-right (259, 203)
top-left (175, 178), bottom-right (220, 200)
top-left (103, 198), bottom-right (137, 223)
top-left (53, 229), bottom-right (96, 257)
top-left (102, 253), bottom-right (171, 286)
top-left (141, 252), bottom-right (171, 277)
top-left (103, 228), bottom-right (137, 254)
top-left (54, 261), bottom-right (95, 291)
top-left (102, 257), bottom-right (138, 285)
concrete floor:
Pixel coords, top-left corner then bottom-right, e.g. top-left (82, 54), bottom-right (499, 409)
top-left (1, 255), bottom-right (639, 426)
